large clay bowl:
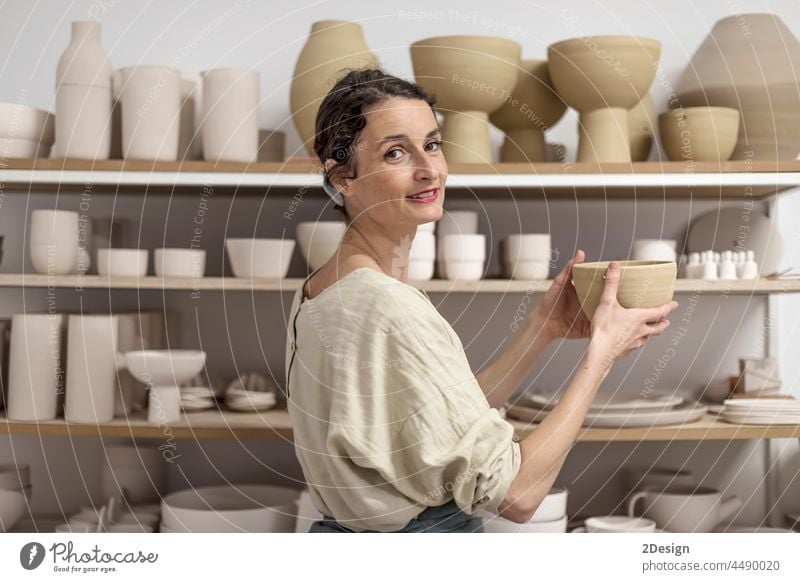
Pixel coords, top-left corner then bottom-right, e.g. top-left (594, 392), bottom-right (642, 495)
top-left (548, 36), bottom-right (661, 111)
top-left (659, 107), bottom-right (740, 162)
top-left (410, 35), bottom-right (521, 113)
top-left (572, 260), bottom-right (676, 320)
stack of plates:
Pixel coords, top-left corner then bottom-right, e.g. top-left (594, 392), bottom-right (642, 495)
top-left (180, 386), bottom-right (217, 411)
top-left (507, 393), bottom-right (707, 428)
top-left (159, 484), bottom-right (299, 532)
top-left (720, 398), bottom-right (800, 425)
top-left (225, 388), bottom-right (277, 412)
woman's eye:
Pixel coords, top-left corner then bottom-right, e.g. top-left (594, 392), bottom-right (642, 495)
top-left (426, 140), bottom-right (442, 152)
top-left (385, 148), bottom-right (404, 160)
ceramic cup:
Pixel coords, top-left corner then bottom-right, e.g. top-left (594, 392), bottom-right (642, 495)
top-left (225, 239), bottom-right (295, 278)
top-left (631, 239), bottom-right (678, 262)
top-left (573, 515), bottom-right (657, 533)
top-left (436, 211), bottom-right (479, 272)
top-left (115, 65), bottom-right (181, 161)
top-left (628, 485), bottom-right (742, 533)
top-left (408, 232), bottom-right (435, 281)
top-left (443, 234), bottom-right (485, 281)
top-left (97, 249), bottom-right (148, 277)
top-left (29, 210), bottom-right (79, 275)
top-left (6, 314), bottom-right (65, 421)
top-left (155, 248), bottom-right (206, 278)
top-left (504, 234), bottom-right (551, 280)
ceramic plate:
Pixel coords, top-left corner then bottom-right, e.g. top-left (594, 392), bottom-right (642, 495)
top-left (721, 413), bottom-right (800, 425)
top-left (687, 208), bottom-right (783, 275)
top-left (508, 402), bottom-right (707, 428)
top-left (723, 399), bottom-right (800, 411)
top-left (526, 393), bottom-right (684, 413)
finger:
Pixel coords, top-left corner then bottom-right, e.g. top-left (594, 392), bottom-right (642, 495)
top-left (574, 249), bottom-right (585, 265)
top-left (643, 319), bottom-right (670, 337)
top-left (599, 261), bottom-right (621, 306)
top-left (554, 256), bottom-right (576, 286)
top-left (638, 300), bottom-right (679, 323)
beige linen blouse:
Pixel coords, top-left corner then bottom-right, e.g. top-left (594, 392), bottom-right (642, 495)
top-left (285, 267), bottom-right (521, 532)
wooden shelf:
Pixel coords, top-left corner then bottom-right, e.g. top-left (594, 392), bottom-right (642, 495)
top-left (0, 158), bottom-right (798, 198)
top-left (1, 409), bottom-right (796, 442)
top-left (0, 273), bottom-right (798, 294)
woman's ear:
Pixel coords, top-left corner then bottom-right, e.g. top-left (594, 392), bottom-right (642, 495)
top-left (323, 158), bottom-right (351, 196)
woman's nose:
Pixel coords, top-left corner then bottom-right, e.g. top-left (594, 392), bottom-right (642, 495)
top-left (413, 151), bottom-right (439, 182)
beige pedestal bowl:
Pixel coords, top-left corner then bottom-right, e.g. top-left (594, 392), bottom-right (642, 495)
top-left (490, 59), bottom-right (566, 162)
top-left (411, 35), bottom-right (521, 164)
top-left (659, 107), bottom-right (740, 162)
top-left (572, 260), bottom-right (676, 320)
top-left (548, 36), bottom-right (661, 163)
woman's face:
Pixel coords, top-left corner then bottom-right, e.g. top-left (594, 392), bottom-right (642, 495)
top-left (335, 97), bottom-right (447, 229)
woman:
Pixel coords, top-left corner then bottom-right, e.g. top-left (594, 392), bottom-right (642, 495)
top-left (285, 68), bottom-right (678, 533)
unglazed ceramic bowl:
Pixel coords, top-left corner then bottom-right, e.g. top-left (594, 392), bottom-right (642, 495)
top-left (659, 106), bottom-right (740, 162)
top-left (571, 260), bottom-right (676, 319)
top-left (225, 239), bottom-right (295, 278)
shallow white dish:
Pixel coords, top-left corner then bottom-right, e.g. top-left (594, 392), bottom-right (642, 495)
top-left (509, 402), bottom-right (707, 428)
top-left (721, 413), bottom-right (800, 425)
top-left (481, 512), bottom-right (567, 533)
top-left (723, 398), bottom-right (800, 411)
top-left (527, 393), bottom-right (684, 413)
top-left (161, 484), bottom-right (299, 532)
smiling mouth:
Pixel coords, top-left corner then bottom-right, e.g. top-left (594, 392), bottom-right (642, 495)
top-left (406, 188), bottom-right (439, 202)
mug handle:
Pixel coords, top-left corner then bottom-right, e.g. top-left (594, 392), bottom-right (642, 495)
top-left (628, 491), bottom-right (648, 517)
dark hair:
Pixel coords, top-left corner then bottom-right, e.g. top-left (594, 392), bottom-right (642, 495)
top-left (314, 68), bottom-right (437, 219)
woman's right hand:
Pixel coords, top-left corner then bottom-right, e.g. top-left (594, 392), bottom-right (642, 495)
top-left (589, 261), bottom-right (679, 362)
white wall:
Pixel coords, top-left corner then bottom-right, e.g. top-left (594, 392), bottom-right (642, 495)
top-left (1, 0), bottom-right (799, 526)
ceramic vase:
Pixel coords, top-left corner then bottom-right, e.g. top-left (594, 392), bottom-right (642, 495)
top-left (115, 65), bottom-right (181, 161)
top-left (65, 315), bottom-right (125, 424)
top-left (490, 59), bottom-right (566, 162)
top-left (54, 21), bottom-right (112, 159)
top-left (6, 314), bottom-right (65, 421)
top-left (675, 13), bottom-right (800, 160)
top-left (290, 21), bottom-right (379, 155)
top-left (202, 68), bottom-right (260, 163)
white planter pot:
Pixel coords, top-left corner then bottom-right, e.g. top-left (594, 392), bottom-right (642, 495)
top-left (202, 68), bottom-right (260, 163)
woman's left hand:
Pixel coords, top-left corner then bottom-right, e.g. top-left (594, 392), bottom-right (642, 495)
top-left (534, 250), bottom-right (592, 341)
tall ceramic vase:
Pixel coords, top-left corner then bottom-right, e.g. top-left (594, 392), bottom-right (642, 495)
top-left (290, 21), bottom-right (379, 155)
top-left (115, 66), bottom-right (181, 161)
top-left (65, 314), bottom-right (125, 424)
top-left (55, 21), bottom-right (112, 160)
top-left (202, 68), bottom-right (260, 163)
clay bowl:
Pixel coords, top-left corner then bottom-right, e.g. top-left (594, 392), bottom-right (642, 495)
top-left (572, 260), bottom-right (677, 320)
top-left (548, 36), bottom-right (661, 111)
top-left (659, 107), bottom-right (740, 162)
top-left (490, 59), bottom-right (566, 161)
top-left (410, 35), bottom-right (521, 113)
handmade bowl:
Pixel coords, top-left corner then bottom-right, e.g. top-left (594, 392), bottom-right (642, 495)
top-left (572, 260), bottom-right (676, 319)
top-left (97, 249), bottom-right (148, 277)
top-left (225, 238), bottom-right (295, 278)
top-left (155, 248), bottom-right (206, 278)
top-left (659, 106), bottom-right (740, 162)
top-left (124, 350), bottom-right (206, 386)
top-left (296, 222), bottom-right (346, 271)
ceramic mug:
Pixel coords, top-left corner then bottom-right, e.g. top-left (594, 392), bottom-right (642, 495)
top-left (572, 516), bottom-right (657, 533)
top-left (628, 485), bottom-right (742, 533)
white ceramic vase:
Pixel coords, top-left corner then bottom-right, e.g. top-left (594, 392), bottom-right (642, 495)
top-left (202, 68), bottom-right (260, 163)
top-left (65, 315), bottom-right (125, 424)
top-left (54, 21), bottom-right (112, 159)
top-left (6, 314), bottom-right (65, 421)
top-left (115, 65), bottom-right (181, 161)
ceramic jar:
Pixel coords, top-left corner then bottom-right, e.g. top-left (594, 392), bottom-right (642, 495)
top-left (6, 314), bottom-right (65, 421)
top-left (291, 21), bottom-right (378, 155)
top-left (115, 66), bottom-right (181, 161)
top-left (54, 21), bottom-right (112, 159)
top-left (202, 68), bottom-right (260, 163)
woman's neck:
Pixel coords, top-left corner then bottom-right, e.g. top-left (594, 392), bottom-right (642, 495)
top-left (340, 220), bottom-right (418, 283)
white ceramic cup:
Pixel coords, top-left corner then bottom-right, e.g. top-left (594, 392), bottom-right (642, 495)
top-left (202, 68), bottom-right (260, 163)
top-left (97, 248), bottom-right (148, 277)
top-left (29, 210), bottom-right (79, 274)
top-left (225, 239), bottom-right (295, 278)
top-left (506, 260), bottom-right (549, 280)
top-left (505, 234), bottom-right (551, 262)
top-left (436, 211), bottom-right (479, 263)
top-left (628, 485), bottom-right (742, 533)
top-left (6, 314), bottom-right (65, 421)
top-left (65, 315), bottom-right (126, 424)
top-left (632, 239), bottom-right (678, 262)
top-left (148, 386), bottom-right (181, 424)
top-left (116, 65), bottom-right (181, 161)
top-left (442, 234), bottom-right (486, 262)
top-left (155, 248), bottom-right (206, 278)
top-left (410, 232), bottom-right (436, 261)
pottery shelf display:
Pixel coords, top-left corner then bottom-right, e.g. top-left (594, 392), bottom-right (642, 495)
top-left (659, 106), bottom-right (740, 162)
top-left (675, 13), bottom-right (800, 160)
top-left (489, 59), bottom-right (566, 162)
top-left (548, 35), bottom-right (661, 163)
top-left (411, 35), bottom-right (522, 164)
top-left (55, 21), bottom-right (113, 160)
top-left (290, 20), bottom-right (378, 155)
